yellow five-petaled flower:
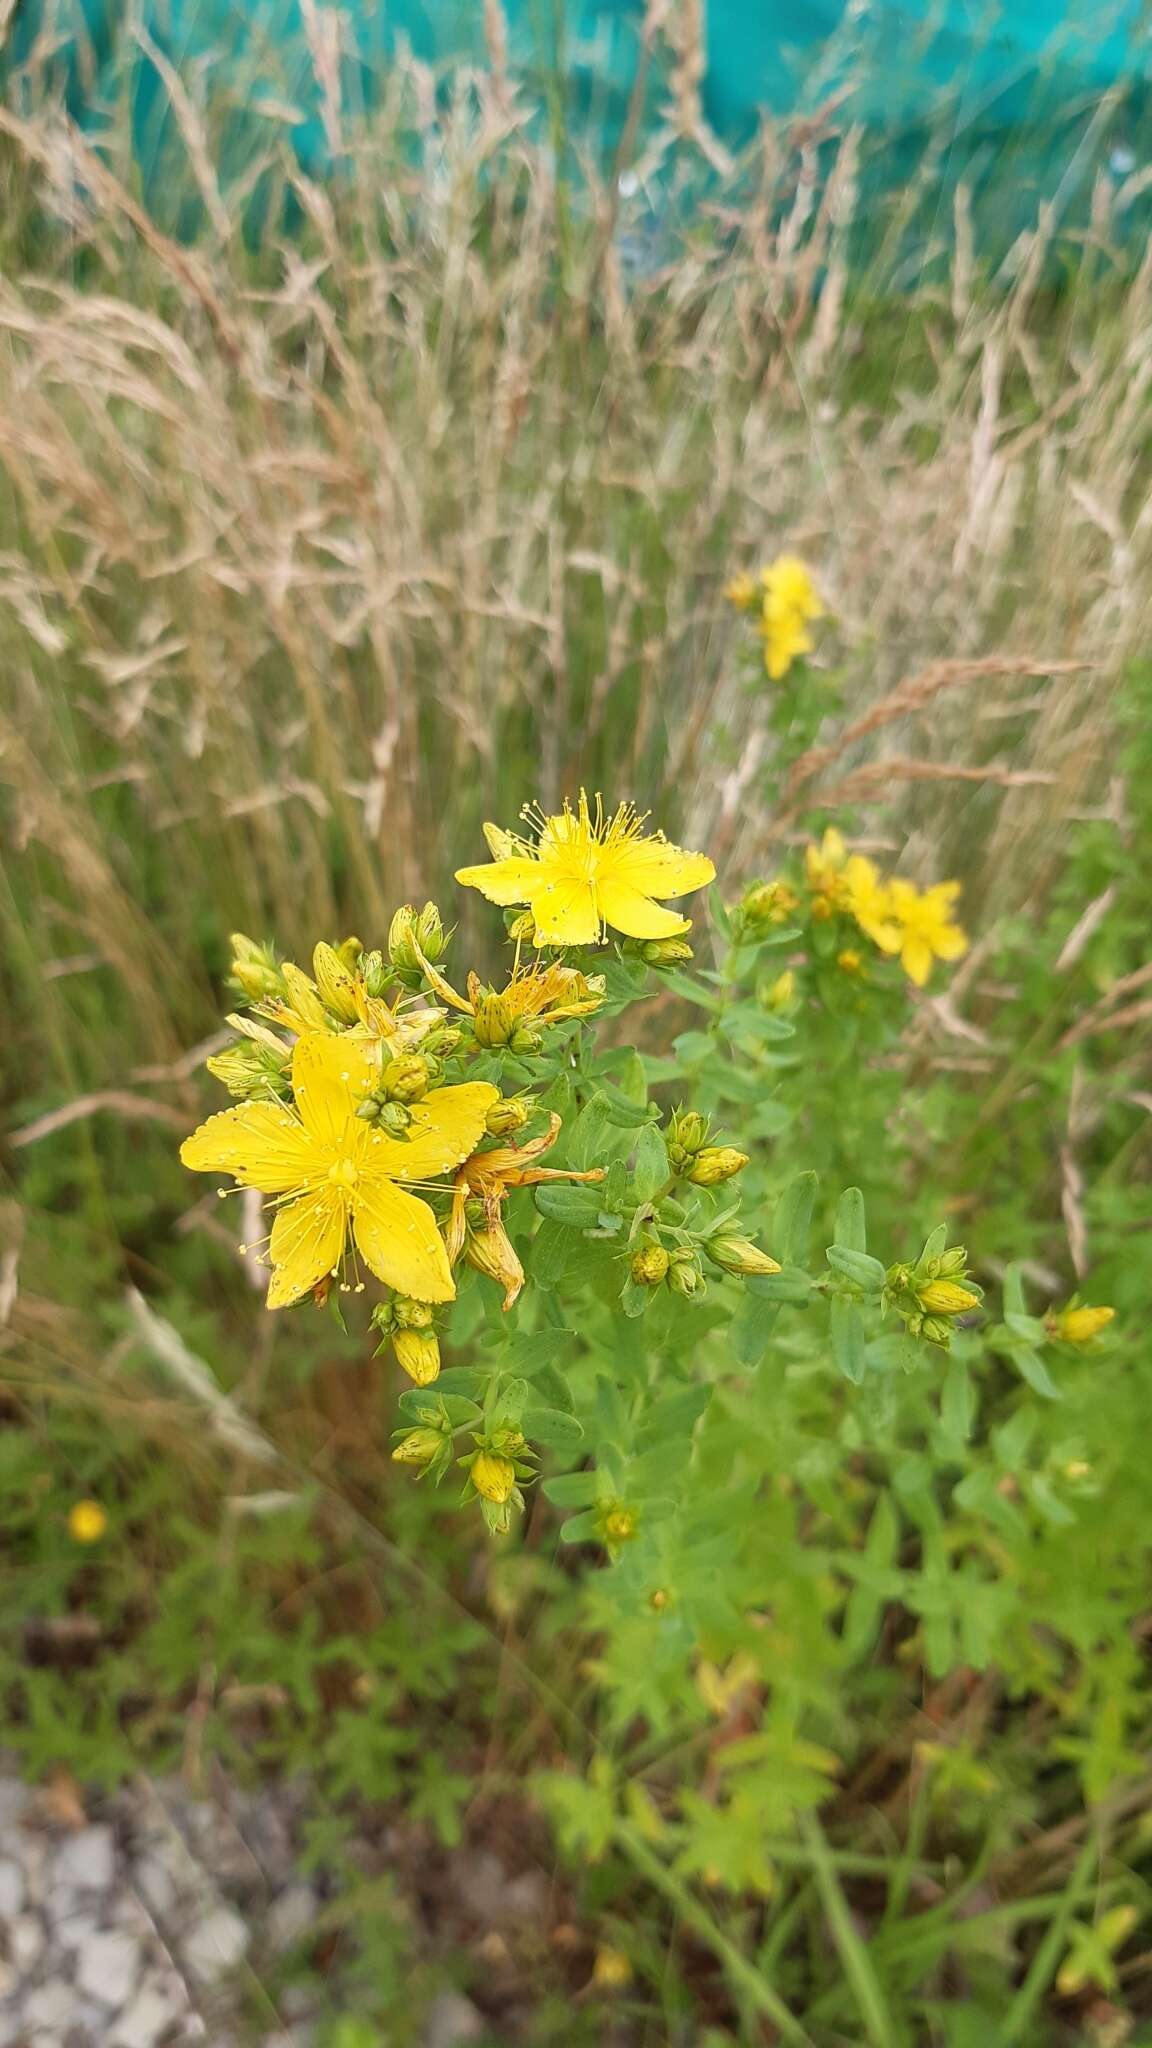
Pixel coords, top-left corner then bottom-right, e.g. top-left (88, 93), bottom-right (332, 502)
top-left (180, 1032), bottom-right (497, 1306)
top-left (455, 794), bottom-right (715, 947)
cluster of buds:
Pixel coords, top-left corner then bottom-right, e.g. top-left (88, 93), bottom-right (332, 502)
top-left (629, 1239), bottom-right (707, 1299)
top-left (228, 933), bottom-right (288, 1003)
top-left (618, 933), bottom-right (695, 969)
top-left (373, 1296), bottom-right (441, 1385)
top-left (388, 903), bottom-right (446, 989)
top-left (665, 1108), bottom-right (749, 1188)
top-left (466, 1429), bottom-right (535, 1535)
top-left (471, 991), bottom-right (539, 1054)
top-left (739, 879), bottom-right (800, 931)
top-left (884, 1240), bottom-right (982, 1348)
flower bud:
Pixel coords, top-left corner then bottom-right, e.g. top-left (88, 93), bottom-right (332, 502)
top-left (837, 948), bottom-right (863, 975)
top-left (393, 1297), bottom-right (435, 1330)
top-left (381, 1054), bottom-right (430, 1104)
top-left (602, 1507), bottom-right (637, 1544)
top-left (312, 941), bottom-right (362, 1022)
top-left (706, 1235), bottom-right (781, 1277)
top-left (743, 880), bottom-right (799, 925)
top-left (473, 994), bottom-right (514, 1047)
top-left (356, 1096), bottom-right (380, 1121)
top-left (508, 1026), bottom-right (540, 1055)
top-left (762, 970), bottom-right (795, 1011)
top-left (360, 948), bottom-right (389, 997)
top-left (920, 1315), bottom-right (954, 1348)
top-left (507, 910), bottom-right (537, 942)
top-left (668, 1110), bottom-right (709, 1160)
top-left (725, 571), bottom-right (760, 611)
top-left (480, 1495), bottom-right (515, 1536)
top-left (228, 933), bottom-right (285, 1001)
top-left (687, 1146), bottom-right (749, 1187)
top-left (641, 936), bottom-right (694, 966)
top-left (917, 1280), bottom-right (980, 1316)
top-left (422, 1026), bottom-right (463, 1057)
top-left (392, 1327), bottom-right (441, 1386)
top-left (280, 962), bottom-right (330, 1031)
top-left (631, 1244), bottom-right (670, 1287)
top-left (666, 1249), bottom-right (705, 1297)
top-left (471, 1451), bottom-right (516, 1504)
top-left (378, 1102), bottom-right (414, 1135)
top-left (207, 1038), bottom-right (290, 1100)
top-left (486, 1097), bottom-right (533, 1138)
top-left (1049, 1304), bottom-right (1115, 1344)
top-left (391, 1427), bottom-right (446, 1466)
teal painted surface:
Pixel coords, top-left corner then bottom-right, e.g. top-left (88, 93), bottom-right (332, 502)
top-left (5, 1), bottom-right (1151, 242)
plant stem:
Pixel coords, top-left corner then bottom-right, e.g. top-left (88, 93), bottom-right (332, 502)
top-left (614, 1824), bottom-right (816, 2047)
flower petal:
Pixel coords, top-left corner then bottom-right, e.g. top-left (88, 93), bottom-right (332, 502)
top-left (594, 877), bottom-right (692, 940)
top-left (359, 1082), bottom-right (499, 1179)
top-left (455, 856), bottom-right (541, 906)
top-left (266, 1188), bottom-right (348, 1307)
top-left (933, 926), bottom-right (968, 962)
top-left (352, 1179), bottom-right (455, 1302)
top-left (902, 935), bottom-right (934, 987)
top-left (291, 1031), bottom-right (381, 1149)
top-left (528, 878), bottom-right (600, 946)
top-left (605, 838), bottom-right (716, 900)
top-left (180, 1102), bottom-right (317, 1193)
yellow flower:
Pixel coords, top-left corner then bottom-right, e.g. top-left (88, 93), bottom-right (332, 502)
top-left (759, 555), bottom-right (824, 680)
top-left (804, 827), bottom-right (851, 908)
top-left (844, 855), bottom-right (901, 953)
top-left (417, 956), bottom-right (604, 1038)
top-left (455, 794), bottom-right (715, 947)
top-left (1050, 1304), bottom-right (1115, 1344)
top-left (68, 1500), bottom-right (107, 1544)
top-left (592, 1947), bottom-right (633, 1990)
top-left (884, 879), bottom-right (969, 988)
top-left (181, 1032), bottom-right (497, 1307)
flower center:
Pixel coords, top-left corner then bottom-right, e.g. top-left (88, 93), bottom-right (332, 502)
top-left (327, 1158), bottom-right (360, 1191)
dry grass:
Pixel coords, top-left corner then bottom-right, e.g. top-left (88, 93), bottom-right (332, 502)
top-left (0, 62), bottom-right (1149, 1110)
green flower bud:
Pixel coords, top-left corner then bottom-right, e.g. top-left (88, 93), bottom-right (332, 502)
top-left (228, 933), bottom-right (285, 1002)
top-left (920, 1315), bottom-right (954, 1348)
top-left (360, 948), bottom-right (389, 997)
top-left (641, 936), bottom-right (694, 966)
top-left (508, 1026), bottom-right (541, 1055)
top-left (378, 1102), bottom-right (414, 1135)
top-left (473, 994), bottom-right (514, 1048)
top-left (601, 1506), bottom-right (638, 1544)
top-left (206, 1037), bottom-right (290, 1100)
top-left (669, 1109), bottom-right (709, 1156)
top-left (355, 1096), bottom-right (381, 1121)
top-left (666, 1249), bottom-right (705, 1298)
top-left (486, 1097), bottom-right (534, 1138)
top-left (381, 1054), bottom-right (430, 1103)
top-left (393, 1297), bottom-right (435, 1330)
top-left (471, 1451), bottom-right (516, 1504)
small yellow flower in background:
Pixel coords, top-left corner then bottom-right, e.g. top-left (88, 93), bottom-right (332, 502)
top-left (763, 969), bottom-right (796, 1011)
top-left (725, 571), bottom-right (760, 611)
top-left (68, 1501), bottom-right (107, 1544)
top-left (759, 555), bottom-right (824, 681)
top-left (455, 793), bottom-right (715, 947)
top-left (804, 827), bottom-right (851, 908)
top-left (743, 879), bottom-right (799, 925)
top-left (837, 948), bottom-right (863, 974)
top-left (844, 855), bottom-right (899, 952)
top-left (1049, 1304), bottom-right (1115, 1344)
top-left (181, 1032), bottom-right (497, 1306)
top-left (592, 1947), bottom-right (633, 1990)
top-left (880, 878), bottom-right (968, 988)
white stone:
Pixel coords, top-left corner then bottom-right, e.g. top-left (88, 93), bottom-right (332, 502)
top-left (76, 1929), bottom-right (141, 2008)
top-left (181, 1906), bottom-right (249, 1985)
top-left (109, 1983), bottom-right (183, 2048)
top-left (265, 1884), bottom-right (317, 1953)
top-left (10, 1913), bottom-right (46, 1972)
top-left (56, 1911), bottom-right (99, 1951)
top-left (0, 1779), bottom-right (30, 1830)
top-left (423, 1991), bottom-right (485, 2048)
top-left (24, 1978), bottom-right (77, 2029)
top-left (0, 1859), bottom-right (23, 1919)
top-left (53, 1826), bottom-right (115, 1892)
top-left (131, 1853), bottom-right (176, 1919)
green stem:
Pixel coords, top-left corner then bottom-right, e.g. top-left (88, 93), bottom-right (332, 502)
top-left (1002, 1826), bottom-right (1101, 2044)
top-left (613, 1824), bottom-right (816, 2047)
top-left (799, 1812), bottom-right (903, 2048)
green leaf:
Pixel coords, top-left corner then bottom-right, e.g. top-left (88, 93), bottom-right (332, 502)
top-left (533, 1183), bottom-right (608, 1226)
top-left (866, 1333), bottom-right (929, 1375)
top-left (426, 1367), bottom-right (487, 1398)
top-left (542, 1472), bottom-right (601, 1509)
top-left (826, 1245), bottom-right (886, 1292)
top-left (487, 1329), bottom-right (576, 1379)
top-left (940, 1357), bottom-right (975, 1443)
top-left (531, 1362), bottom-right (576, 1414)
top-left (1012, 1349), bottom-right (1064, 1401)
top-left (397, 1390), bottom-right (480, 1426)
top-left (672, 1029), bottom-right (715, 1064)
top-left (730, 1289), bottom-right (780, 1366)
top-left (1002, 1263), bottom-right (1027, 1318)
top-left (830, 1296), bottom-right (867, 1383)
top-left (523, 1407), bottom-right (585, 1454)
top-left (708, 882), bottom-right (734, 938)
top-left (636, 1384), bottom-right (711, 1448)
top-left (746, 1265), bottom-right (815, 1304)
top-left (557, 1508), bottom-right (603, 1546)
top-left (773, 1170), bottom-right (818, 1264)
top-left (662, 972), bottom-right (723, 1013)
top-left (530, 1218), bottom-right (606, 1289)
top-left (620, 1276), bottom-right (653, 1319)
top-left (834, 1187), bottom-right (867, 1253)
top-left (917, 1223), bottom-right (949, 1268)
top-left (631, 1123), bottom-right (670, 1203)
